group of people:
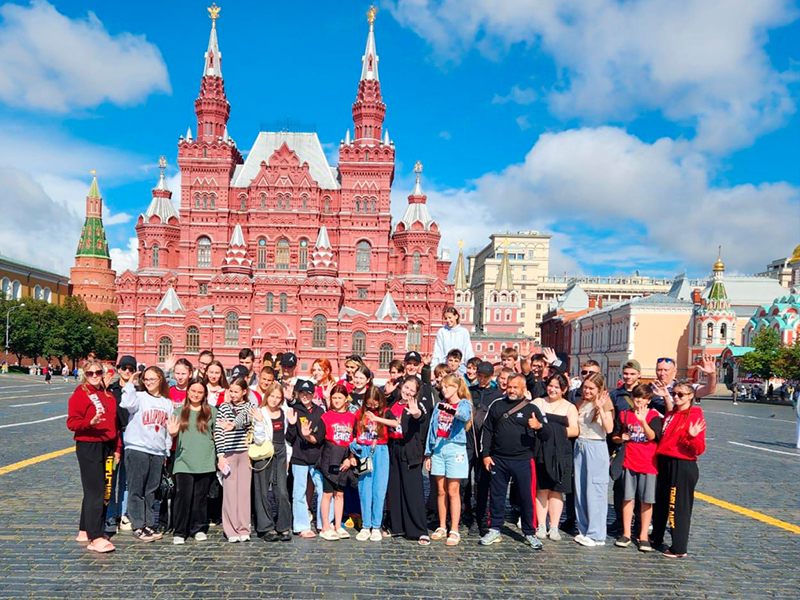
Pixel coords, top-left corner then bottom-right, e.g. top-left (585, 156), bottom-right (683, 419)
top-left (66, 307), bottom-right (715, 558)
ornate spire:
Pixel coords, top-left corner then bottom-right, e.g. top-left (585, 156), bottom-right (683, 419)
top-left (713, 245), bottom-right (725, 274)
top-left (144, 156), bottom-right (179, 223)
top-left (155, 155), bottom-right (168, 191)
top-left (221, 224), bottom-right (252, 274)
top-left (203, 4), bottom-right (222, 78)
top-left (361, 6), bottom-right (379, 82)
top-left (494, 239), bottom-right (514, 291)
top-left (308, 226), bottom-right (338, 277)
top-left (453, 240), bottom-right (468, 290)
top-left (76, 172), bottom-right (110, 259)
top-left (707, 247), bottom-right (729, 308)
top-left (397, 161), bottom-right (435, 231)
top-left (411, 160), bottom-right (424, 196)
top-left (375, 291), bottom-right (400, 320)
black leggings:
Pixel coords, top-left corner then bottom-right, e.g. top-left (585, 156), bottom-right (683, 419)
top-left (76, 440), bottom-right (114, 540)
top-left (652, 456), bottom-right (699, 555)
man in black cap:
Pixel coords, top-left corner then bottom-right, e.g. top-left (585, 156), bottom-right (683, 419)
top-left (105, 355), bottom-right (137, 534)
top-left (279, 352), bottom-right (299, 400)
top-left (467, 361), bottom-right (503, 534)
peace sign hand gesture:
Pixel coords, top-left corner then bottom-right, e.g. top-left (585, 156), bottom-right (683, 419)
top-left (688, 419), bottom-right (707, 438)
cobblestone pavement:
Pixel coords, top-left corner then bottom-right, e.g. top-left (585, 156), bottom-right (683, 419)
top-left (1, 375), bottom-right (798, 600)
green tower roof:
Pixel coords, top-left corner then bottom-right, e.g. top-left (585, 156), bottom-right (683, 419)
top-left (75, 216), bottom-right (110, 259)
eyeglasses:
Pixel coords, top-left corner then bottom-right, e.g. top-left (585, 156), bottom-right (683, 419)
top-left (143, 378), bottom-right (159, 383)
top-left (657, 357), bottom-right (675, 364)
top-left (118, 365), bottom-right (134, 372)
top-left (85, 370), bottom-right (103, 377)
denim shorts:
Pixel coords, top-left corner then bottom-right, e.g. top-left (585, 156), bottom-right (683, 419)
top-left (430, 438), bottom-right (468, 479)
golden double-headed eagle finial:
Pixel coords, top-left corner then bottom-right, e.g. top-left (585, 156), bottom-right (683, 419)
top-left (208, 3), bottom-right (221, 21)
top-left (458, 240), bottom-right (465, 250)
top-left (367, 5), bottom-right (377, 24)
top-left (90, 169), bottom-right (96, 176)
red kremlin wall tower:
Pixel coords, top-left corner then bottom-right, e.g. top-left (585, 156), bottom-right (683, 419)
top-left (115, 7), bottom-right (453, 373)
top-left (70, 172), bottom-right (118, 313)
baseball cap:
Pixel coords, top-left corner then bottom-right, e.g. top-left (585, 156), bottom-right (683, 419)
top-left (404, 351), bottom-right (422, 363)
top-left (117, 355), bottom-right (137, 370)
top-left (476, 361), bottom-right (494, 376)
top-left (623, 360), bottom-right (641, 373)
top-left (295, 379), bottom-right (315, 395)
top-left (231, 365), bottom-right (249, 380)
top-left (280, 352), bottom-right (298, 368)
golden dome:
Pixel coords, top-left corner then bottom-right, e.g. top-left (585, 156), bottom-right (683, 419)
top-left (790, 244), bottom-right (800, 263)
top-left (713, 246), bottom-right (725, 272)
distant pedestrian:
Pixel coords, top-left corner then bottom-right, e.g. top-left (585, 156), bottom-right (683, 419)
top-left (793, 389), bottom-right (800, 449)
top-left (66, 358), bottom-right (120, 553)
top-left (44, 366), bottom-right (51, 384)
top-left (62, 365), bottom-right (69, 383)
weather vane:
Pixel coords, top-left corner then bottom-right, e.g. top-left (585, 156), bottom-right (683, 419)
top-left (90, 169), bottom-right (96, 176)
top-left (367, 5), bottom-right (377, 24)
top-left (458, 240), bottom-right (465, 249)
top-left (208, 3), bottom-right (220, 21)
top-left (414, 160), bottom-right (422, 175)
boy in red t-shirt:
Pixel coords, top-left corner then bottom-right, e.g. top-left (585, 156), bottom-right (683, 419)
top-left (611, 384), bottom-right (662, 552)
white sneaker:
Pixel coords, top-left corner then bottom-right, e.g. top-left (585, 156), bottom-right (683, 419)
top-left (369, 528), bottom-right (382, 542)
top-left (194, 532), bottom-right (207, 542)
top-left (172, 536), bottom-right (185, 545)
top-left (574, 534), bottom-right (596, 547)
top-left (535, 525), bottom-right (548, 540)
top-left (356, 528), bottom-right (371, 541)
top-left (240, 534), bottom-right (251, 542)
top-left (119, 516), bottom-right (132, 532)
top-left (593, 539), bottom-right (606, 546)
top-left (548, 528), bottom-right (562, 541)
top-left (228, 536), bottom-right (240, 543)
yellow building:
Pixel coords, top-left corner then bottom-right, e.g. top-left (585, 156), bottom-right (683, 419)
top-left (0, 254), bottom-right (70, 305)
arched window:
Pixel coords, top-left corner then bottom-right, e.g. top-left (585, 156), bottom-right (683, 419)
top-left (302, 196), bottom-right (307, 210)
top-left (257, 238), bottom-right (267, 269)
top-left (706, 322), bottom-right (713, 341)
top-left (195, 194), bottom-right (200, 209)
top-left (379, 343), bottom-right (393, 370)
top-left (356, 241), bottom-right (371, 272)
top-left (240, 196), bottom-right (247, 211)
top-left (364, 150), bottom-right (370, 162)
top-left (476, 343), bottom-right (482, 352)
top-left (275, 238), bottom-right (290, 270)
top-left (488, 343), bottom-right (495, 352)
top-left (186, 326), bottom-right (200, 353)
top-left (412, 251), bottom-right (421, 274)
top-left (407, 322), bottom-right (422, 351)
top-left (352, 331), bottom-right (366, 357)
top-left (43, 288), bottom-right (52, 303)
top-left (1, 278), bottom-right (10, 299)
top-left (197, 237), bottom-right (212, 268)
top-left (505, 309), bottom-right (512, 322)
top-left (371, 200), bottom-right (376, 213)
top-left (355, 199), bottom-right (361, 213)
top-left (494, 309), bottom-right (501, 322)
top-left (152, 244), bottom-right (160, 268)
top-left (202, 194), bottom-right (208, 209)
top-left (279, 293), bottom-right (288, 313)
top-left (312, 315), bottom-right (327, 348)
top-left (225, 312), bottom-right (239, 346)
top-left (323, 197), bottom-right (330, 213)
top-left (720, 323), bottom-right (727, 340)
top-left (210, 194), bottom-right (215, 209)
top-left (285, 195), bottom-right (291, 210)
top-left (266, 293), bottom-right (274, 313)
top-left (11, 280), bottom-right (21, 300)
top-left (157, 337), bottom-right (172, 363)
top-left (298, 239), bottom-right (308, 270)
top-left (260, 194), bottom-right (266, 209)
top-left (33, 285), bottom-right (42, 300)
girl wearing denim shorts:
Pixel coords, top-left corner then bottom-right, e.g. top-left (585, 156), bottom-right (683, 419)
top-left (424, 374), bottom-right (473, 546)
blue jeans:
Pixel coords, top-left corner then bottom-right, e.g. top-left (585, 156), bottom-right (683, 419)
top-left (354, 444), bottom-right (389, 529)
top-left (291, 464), bottom-right (326, 533)
top-left (106, 447), bottom-right (128, 520)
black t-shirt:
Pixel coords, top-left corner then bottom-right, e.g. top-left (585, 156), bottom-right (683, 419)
top-left (272, 416), bottom-right (285, 445)
top-left (481, 397), bottom-right (548, 460)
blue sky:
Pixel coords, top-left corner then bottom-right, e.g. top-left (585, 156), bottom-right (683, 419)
top-left (0, 0), bottom-right (798, 279)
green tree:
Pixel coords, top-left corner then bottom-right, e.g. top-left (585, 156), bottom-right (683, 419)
top-left (773, 340), bottom-right (800, 380)
top-left (738, 327), bottom-right (781, 379)
top-left (7, 299), bottom-right (55, 364)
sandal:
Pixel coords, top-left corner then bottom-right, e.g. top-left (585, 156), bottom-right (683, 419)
top-left (298, 530), bottom-right (316, 538)
top-left (418, 535), bottom-right (431, 546)
top-left (446, 531), bottom-right (461, 546)
top-left (430, 527), bottom-right (447, 541)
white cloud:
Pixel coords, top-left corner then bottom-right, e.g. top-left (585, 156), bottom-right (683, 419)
top-left (388, 0), bottom-right (799, 153)
top-left (109, 237), bottom-right (139, 274)
top-left (439, 131), bottom-right (452, 140)
top-left (492, 85), bottom-right (537, 105)
top-left (398, 127), bottom-right (798, 275)
top-left (0, 1), bottom-right (170, 113)
top-left (515, 115), bottom-right (531, 130)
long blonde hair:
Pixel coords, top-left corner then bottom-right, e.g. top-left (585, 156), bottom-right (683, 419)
top-left (259, 382), bottom-right (284, 408)
top-left (80, 359), bottom-right (106, 392)
top-left (440, 374), bottom-right (472, 431)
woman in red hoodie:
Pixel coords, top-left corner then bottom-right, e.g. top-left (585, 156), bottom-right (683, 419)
top-left (66, 358), bottom-right (120, 553)
top-left (651, 381), bottom-right (707, 558)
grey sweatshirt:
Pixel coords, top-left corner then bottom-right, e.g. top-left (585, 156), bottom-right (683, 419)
top-left (121, 382), bottom-right (173, 457)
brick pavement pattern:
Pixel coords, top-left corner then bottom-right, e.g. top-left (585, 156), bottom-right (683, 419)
top-left (0, 375), bottom-right (798, 599)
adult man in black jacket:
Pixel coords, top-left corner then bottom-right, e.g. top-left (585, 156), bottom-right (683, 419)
top-left (479, 374), bottom-right (548, 549)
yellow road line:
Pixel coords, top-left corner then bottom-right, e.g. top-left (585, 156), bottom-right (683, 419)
top-left (695, 491), bottom-right (800, 534)
top-left (0, 446), bottom-right (74, 476)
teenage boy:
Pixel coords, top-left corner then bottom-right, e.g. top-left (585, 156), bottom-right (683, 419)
top-left (446, 349), bottom-right (463, 376)
top-left (500, 347), bottom-right (518, 371)
top-left (479, 374), bottom-right (547, 549)
top-left (238, 348), bottom-right (257, 386)
top-left (609, 359), bottom-right (642, 534)
top-left (105, 355), bottom-right (137, 534)
top-left (496, 367), bottom-right (514, 394)
top-left (465, 357), bottom-right (481, 386)
top-left (279, 352), bottom-right (298, 399)
top-left (251, 366), bottom-right (276, 399)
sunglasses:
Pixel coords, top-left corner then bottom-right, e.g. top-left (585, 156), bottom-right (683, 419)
top-left (673, 391), bottom-right (692, 399)
top-left (118, 365), bottom-right (134, 372)
top-left (657, 357), bottom-right (676, 364)
top-left (85, 370), bottom-right (104, 377)
top-left (581, 370), bottom-right (598, 376)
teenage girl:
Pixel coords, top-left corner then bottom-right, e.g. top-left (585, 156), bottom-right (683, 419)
top-left (311, 358), bottom-right (336, 409)
top-left (203, 360), bottom-right (228, 406)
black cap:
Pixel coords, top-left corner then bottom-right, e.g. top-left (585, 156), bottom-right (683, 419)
top-left (230, 365), bottom-right (249, 380)
top-left (295, 379), bottom-right (315, 395)
top-left (117, 355), bottom-right (137, 369)
top-left (477, 361), bottom-right (494, 376)
top-left (404, 351), bottom-right (422, 363)
top-left (280, 352), bottom-right (297, 368)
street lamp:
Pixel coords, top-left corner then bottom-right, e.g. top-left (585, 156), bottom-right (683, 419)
top-left (5, 303), bottom-right (26, 363)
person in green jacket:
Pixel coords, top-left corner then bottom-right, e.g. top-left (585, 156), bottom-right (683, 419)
top-left (167, 378), bottom-right (217, 545)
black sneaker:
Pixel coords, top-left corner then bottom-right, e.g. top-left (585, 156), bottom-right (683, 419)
top-left (279, 531), bottom-right (292, 542)
top-left (638, 540), bottom-right (654, 552)
top-left (144, 526), bottom-right (163, 540)
top-left (133, 528), bottom-right (155, 542)
top-left (615, 536), bottom-right (632, 548)
top-left (104, 518), bottom-right (118, 535)
top-left (264, 531), bottom-right (280, 542)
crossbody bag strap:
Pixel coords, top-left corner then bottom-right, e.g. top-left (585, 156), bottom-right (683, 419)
top-left (502, 399), bottom-right (531, 419)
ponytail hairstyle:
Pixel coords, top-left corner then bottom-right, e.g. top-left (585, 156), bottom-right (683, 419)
top-left (143, 366), bottom-right (171, 399)
top-left (227, 377), bottom-right (250, 403)
top-left (358, 386), bottom-right (387, 438)
top-left (180, 378), bottom-right (212, 433)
